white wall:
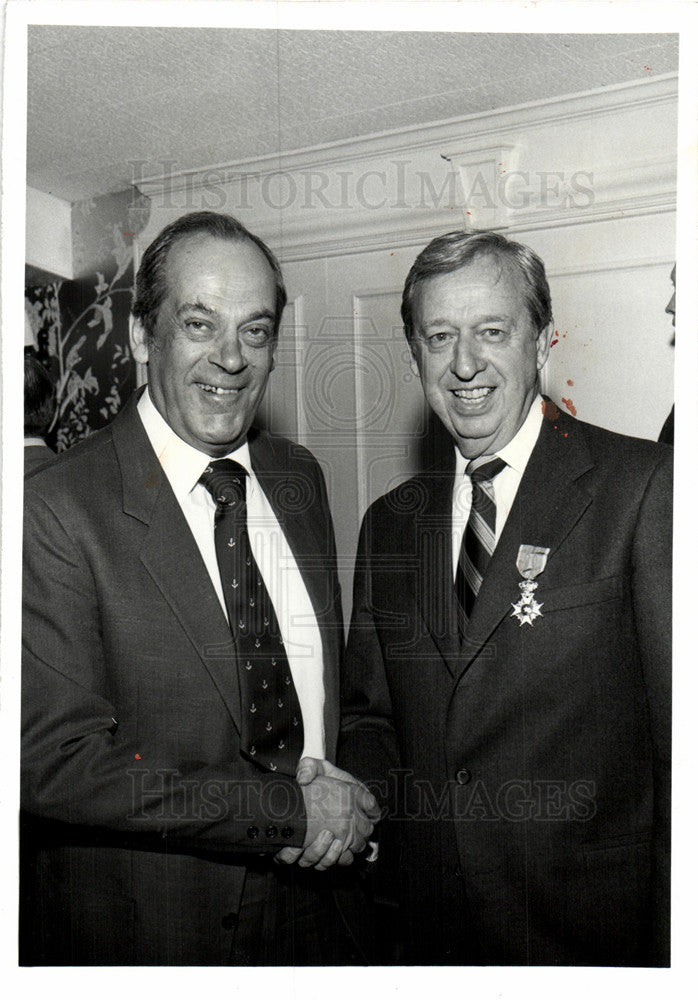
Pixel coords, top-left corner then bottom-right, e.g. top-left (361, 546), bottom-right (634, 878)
top-left (25, 186), bottom-right (74, 280)
top-left (138, 74), bottom-right (677, 616)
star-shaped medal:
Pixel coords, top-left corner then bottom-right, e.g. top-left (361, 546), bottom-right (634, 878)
top-left (510, 595), bottom-right (544, 627)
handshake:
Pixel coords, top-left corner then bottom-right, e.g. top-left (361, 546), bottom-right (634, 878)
top-left (276, 758), bottom-right (381, 871)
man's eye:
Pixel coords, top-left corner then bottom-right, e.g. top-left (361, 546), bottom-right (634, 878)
top-left (482, 328), bottom-right (505, 339)
top-left (184, 320), bottom-right (210, 334)
top-left (427, 332), bottom-right (452, 345)
top-left (243, 326), bottom-right (273, 344)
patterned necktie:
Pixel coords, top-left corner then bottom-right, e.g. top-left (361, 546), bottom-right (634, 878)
top-left (199, 459), bottom-right (304, 776)
top-left (456, 456), bottom-right (507, 627)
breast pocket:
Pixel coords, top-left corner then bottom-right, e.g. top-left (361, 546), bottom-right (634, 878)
top-left (535, 575), bottom-right (623, 614)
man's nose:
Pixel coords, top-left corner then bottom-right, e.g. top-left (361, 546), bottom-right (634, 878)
top-left (665, 292), bottom-right (675, 318)
top-left (211, 331), bottom-right (245, 371)
top-left (452, 333), bottom-right (486, 380)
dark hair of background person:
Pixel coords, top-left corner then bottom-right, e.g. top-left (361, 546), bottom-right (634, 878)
top-left (401, 229), bottom-right (553, 342)
top-left (131, 211), bottom-right (288, 343)
top-left (24, 350), bottom-right (56, 439)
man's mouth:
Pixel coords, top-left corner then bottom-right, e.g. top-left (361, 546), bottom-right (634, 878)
top-left (198, 383), bottom-right (241, 396)
top-left (451, 387), bottom-right (494, 401)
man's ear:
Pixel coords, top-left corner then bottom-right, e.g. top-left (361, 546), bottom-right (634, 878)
top-left (130, 315), bottom-right (149, 366)
top-left (536, 321), bottom-right (555, 371)
top-left (408, 339), bottom-right (420, 378)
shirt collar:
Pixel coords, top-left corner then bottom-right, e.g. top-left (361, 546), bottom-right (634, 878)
top-left (137, 387), bottom-right (253, 499)
top-left (454, 393), bottom-right (544, 478)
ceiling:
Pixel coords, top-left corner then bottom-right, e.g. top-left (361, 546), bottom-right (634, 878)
top-left (27, 27), bottom-right (679, 203)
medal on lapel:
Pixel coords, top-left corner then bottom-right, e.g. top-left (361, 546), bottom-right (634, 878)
top-left (510, 544), bottom-right (550, 626)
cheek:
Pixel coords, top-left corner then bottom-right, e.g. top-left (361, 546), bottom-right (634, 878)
top-left (422, 366), bottom-right (443, 394)
top-left (422, 352), bottom-right (451, 384)
top-left (497, 347), bottom-right (536, 386)
top-left (155, 335), bottom-right (187, 367)
top-left (249, 351), bottom-right (275, 383)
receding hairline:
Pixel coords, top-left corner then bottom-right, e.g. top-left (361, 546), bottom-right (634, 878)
top-left (163, 229), bottom-right (276, 270)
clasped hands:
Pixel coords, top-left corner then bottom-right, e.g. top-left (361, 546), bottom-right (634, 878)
top-left (275, 757), bottom-right (380, 871)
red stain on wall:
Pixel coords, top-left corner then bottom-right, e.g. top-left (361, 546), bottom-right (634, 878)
top-left (561, 397), bottom-right (577, 417)
top-left (542, 399), bottom-right (560, 421)
top-left (566, 379), bottom-right (574, 386)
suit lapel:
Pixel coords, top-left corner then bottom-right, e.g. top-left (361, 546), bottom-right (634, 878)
top-left (417, 462), bottom-right (462, 677)
top-left (461, 411), bottom-right (594, 671)
top-left (112, 394), bottom-right (243, 731)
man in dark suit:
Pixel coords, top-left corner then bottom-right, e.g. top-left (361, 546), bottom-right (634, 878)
top-left (340, 230), bottom-right (671, 966)
top-left (22, 211), bottom-right (377, 965)
top-left (23, 350), bottom-right (58, 475)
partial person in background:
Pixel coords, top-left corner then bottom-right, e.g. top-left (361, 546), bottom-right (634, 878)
top-left (658, 263), bottom-right (675, 445)
top-left (340, 229), bottom-right (672, 966)
top-left (24, 349), bottom-right (57, 475)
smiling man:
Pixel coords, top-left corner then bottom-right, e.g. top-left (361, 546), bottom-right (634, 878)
top-left (21, 212), bottom-right (378, 966)
top-left (339, 230), bottom-right (672, 966)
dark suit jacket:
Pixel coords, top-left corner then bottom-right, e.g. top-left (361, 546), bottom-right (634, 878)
top-left (21, 391), bottom-right (343, 965)
top-left (340, 407), bottom-right (671, 966)
top-left (24, 441), bottom-right (57, 475)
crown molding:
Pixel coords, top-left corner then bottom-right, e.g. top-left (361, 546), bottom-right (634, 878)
top-left (136, 74), bottom-right (677, 196)
top-left (137, 74), bottom-right (677, 262)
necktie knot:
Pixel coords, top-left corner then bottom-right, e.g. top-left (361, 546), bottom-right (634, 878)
top-left (466, 456), bottom-right (506, 485)
top-left (200, 459), bottom-right (247, 508)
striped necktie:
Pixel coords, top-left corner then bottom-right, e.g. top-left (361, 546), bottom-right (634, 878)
top-left (199, 459), bottom-right (304, 776)
top-left (456, 456), bottom-right (507, 628)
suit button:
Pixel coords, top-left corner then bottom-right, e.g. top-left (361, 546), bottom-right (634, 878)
top-left (281, 826), bottom-right (293, 839)
top-left (221, 912), bottom-right (238, 931)
top-left (265, 825), bottom-right (278, 839)
top-left (247, 825), bottom-right (259, 840)
top-left (455, 769), bottom-right (471, 785)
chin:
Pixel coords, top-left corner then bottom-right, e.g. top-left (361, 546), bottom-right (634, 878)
top-left (451, 416), bottom-right (497, 443)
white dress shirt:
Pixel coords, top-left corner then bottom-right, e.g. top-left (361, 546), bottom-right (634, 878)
top-left (451, 394), bottom-right (544, 579)
top-left (138, 389), bottom-right (325, 759)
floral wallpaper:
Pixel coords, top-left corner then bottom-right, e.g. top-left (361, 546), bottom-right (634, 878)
top-left (25, 189), bottom-right (149, 451)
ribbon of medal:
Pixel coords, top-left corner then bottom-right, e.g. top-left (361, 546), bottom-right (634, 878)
top-left (510, 544), bottom-right (550, 626)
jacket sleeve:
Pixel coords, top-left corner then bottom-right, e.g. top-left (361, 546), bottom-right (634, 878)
top-left (630, 449), bottom-right (672, 964)
top-left (22, 486), bottom-right (307, 854)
